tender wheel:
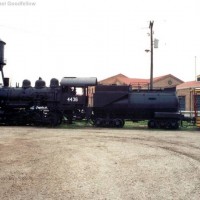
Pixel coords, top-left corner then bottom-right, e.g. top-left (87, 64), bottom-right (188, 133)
top-left (158, 120), bottom-right (166, 129)
top-left (114, 119), bottom-right (124, 128)
top-left (148, 120), bottom-right (157, 129)
top-left (170, 120), bottom-right (179, 129)
top-left (94, 118), bottom-right (103, 127)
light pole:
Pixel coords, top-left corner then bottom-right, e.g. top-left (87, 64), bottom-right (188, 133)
top-left (145, 21), bottom-right (155, 90)
top-left (149, 21), bottom-right (154, 90)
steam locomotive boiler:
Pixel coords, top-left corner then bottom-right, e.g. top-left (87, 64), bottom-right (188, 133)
top-left (0, 77), bottom-right (97, 126)
top-left (92, 85), bottom-right (182, 129)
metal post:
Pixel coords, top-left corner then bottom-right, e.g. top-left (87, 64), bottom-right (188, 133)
top-left (1, 66), bottom-right (5, 82)
top-left (195, 56), bottom-right (197, 81)
top-left (0, 40), bottom-right (6, 86)
top-left (149, 21), bottom-right (154, 90)
top-left (0, 65), bottom-right (5, 85)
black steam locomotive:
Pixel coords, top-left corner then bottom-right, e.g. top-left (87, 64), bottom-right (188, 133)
top-left (0, 40), bottom-right (97, 126)
top-left (0, 39), bottom-right (183, 128)
top-left (0, 77), bottom-right (97, 126)
top-left (0, 79), bottom-right (182, 129)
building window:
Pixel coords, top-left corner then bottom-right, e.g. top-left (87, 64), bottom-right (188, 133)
top-left (195, 95), bottom-right (200, 111)
top-left (178, 96), bottom-right (185, 111)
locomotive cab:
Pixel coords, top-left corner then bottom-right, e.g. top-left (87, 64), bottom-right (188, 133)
top-left (60, 77), bottom-right (97, 104)
top-left (60, 77), bottom-right (97, 122)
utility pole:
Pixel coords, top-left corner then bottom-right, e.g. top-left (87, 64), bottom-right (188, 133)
top-left (149, 21), bottom-right (154, 90)
top-left (195, 56), bottom-right (197, 81)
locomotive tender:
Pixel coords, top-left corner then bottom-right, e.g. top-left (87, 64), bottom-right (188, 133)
top-left (0, 39), bottom-right (183, 128)
top-left (92, 85), bottom-right (182, 129)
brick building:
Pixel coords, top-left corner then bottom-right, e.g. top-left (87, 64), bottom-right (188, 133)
top-left (99, 73), bottom-right (184, 90)
top-left (176, 81), bottom-right (200, 111)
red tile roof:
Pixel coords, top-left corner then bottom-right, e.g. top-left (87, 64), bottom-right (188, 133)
top-left (99, 73), bottom-right (200, 89)
top-left (153, 74), bottom-right (184, 83)
top-left (99, 73), bottom-right (184, 86)
top-left (176, 81), bottom-right (200, 89)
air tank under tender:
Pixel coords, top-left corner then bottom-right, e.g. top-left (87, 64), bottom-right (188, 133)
top-left (0, 39), bottom-right (6, 65)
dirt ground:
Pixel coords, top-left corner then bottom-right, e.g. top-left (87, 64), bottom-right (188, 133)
top-left (0, 126), bottom-right (200, 200)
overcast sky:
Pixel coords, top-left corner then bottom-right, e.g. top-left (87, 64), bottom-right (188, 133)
top-left (0, 0), bottom-right (199, 86)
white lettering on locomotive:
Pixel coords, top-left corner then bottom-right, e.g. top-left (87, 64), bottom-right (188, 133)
top-left (67, 97), bottom-right (78, 102)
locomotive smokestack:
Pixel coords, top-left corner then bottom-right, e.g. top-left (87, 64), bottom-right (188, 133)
top-left (0, 39), bottom-right (6, 86)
